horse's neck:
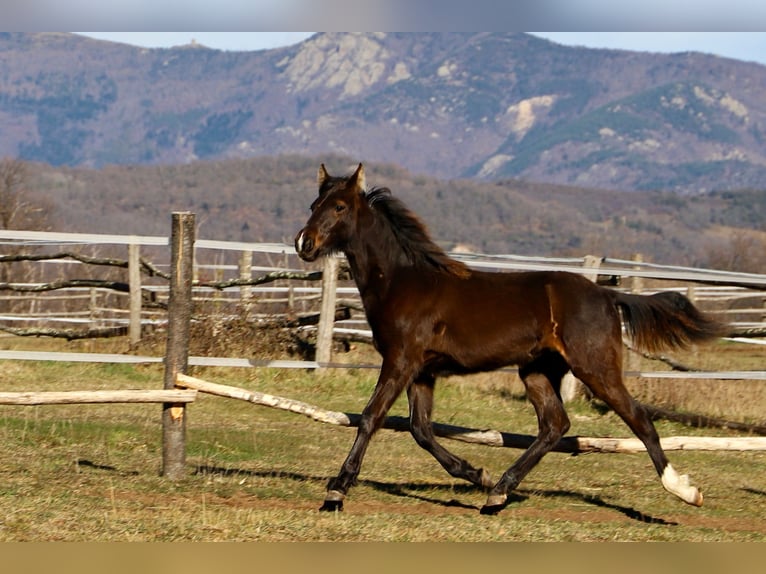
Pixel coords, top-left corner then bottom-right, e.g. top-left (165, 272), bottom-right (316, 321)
top-left (345, 248), bottom-right (388, 301)
top-left (344, 231), bottom-right (400, 307)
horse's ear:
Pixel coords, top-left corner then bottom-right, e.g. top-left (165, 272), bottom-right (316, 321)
top-left (350, 163), bottom-right (366, 194)
top-left (317, 163), bottom-right (330, 192)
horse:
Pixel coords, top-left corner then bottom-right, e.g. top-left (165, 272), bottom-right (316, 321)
top-left (294, 163), bottom-right (726, 515)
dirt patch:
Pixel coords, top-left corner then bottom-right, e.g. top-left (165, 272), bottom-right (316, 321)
top-left (100, 485), bottom-right (766, 536)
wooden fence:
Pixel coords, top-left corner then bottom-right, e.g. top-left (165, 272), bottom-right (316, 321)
top-left (1, 213), bottom-right (766, 476)
top-left (2, 228), bottom-right (765, 351)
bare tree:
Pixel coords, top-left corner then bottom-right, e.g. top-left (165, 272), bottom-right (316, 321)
top-left (707, 231), bottom-right (766, 274)
top-left (0, 157), bottom-right (52, 230)
top-left (0, 158), bottom-right (54, 310)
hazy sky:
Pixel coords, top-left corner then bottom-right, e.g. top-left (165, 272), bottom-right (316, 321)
top-left (9, 1), bottom-right (766, 38)
top-left (76, 32), bottom-right (766, 66)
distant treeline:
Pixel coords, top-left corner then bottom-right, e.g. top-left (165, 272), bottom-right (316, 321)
top-left (16, 154), bottom-right (766, 270)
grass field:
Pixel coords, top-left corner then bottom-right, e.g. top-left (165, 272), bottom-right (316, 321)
top-left (0, 335), bottom-right (764, 541)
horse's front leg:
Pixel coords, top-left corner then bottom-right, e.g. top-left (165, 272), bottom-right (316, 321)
top-left (320, 358), bottom-right (416, 511)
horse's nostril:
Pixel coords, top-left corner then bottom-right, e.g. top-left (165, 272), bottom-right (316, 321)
top-left (295, 231), bottom-right (314, 255)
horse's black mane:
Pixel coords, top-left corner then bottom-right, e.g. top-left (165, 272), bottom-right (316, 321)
top-left (364, 187), bottom-right (470, 278)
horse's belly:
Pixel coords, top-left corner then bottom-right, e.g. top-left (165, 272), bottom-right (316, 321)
top-left (425, 325), bottom-right (538, 376)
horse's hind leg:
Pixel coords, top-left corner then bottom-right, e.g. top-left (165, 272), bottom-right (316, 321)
top-left (408, 374), bottom-right (493, 489)
top-left (572, 360), bottom-right (703, 506)
top-left (481, 358), bottom-right (570, 515)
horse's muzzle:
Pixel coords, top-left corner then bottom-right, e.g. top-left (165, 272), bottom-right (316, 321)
top-left (294, 229), bottom-right (317, 261)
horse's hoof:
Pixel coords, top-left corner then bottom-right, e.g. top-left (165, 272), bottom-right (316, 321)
top-left (319, 499), bottom-right (344, 512)
top-left (661, 464), bottom-right (704, 507)
top-left (480, 493), bottom-right (507, 515)
top-left (319, 489), bottom-right (345, 512)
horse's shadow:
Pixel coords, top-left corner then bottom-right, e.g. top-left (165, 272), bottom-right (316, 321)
top-left (193, 464), bottom-right (675, 524)
top-left (742, 487), bottom-right (766, 497)
top-left (527, 489), bottom-right (678, 525)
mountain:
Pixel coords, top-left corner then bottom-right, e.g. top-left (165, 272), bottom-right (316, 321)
top-left (2, 32), bottom-right (766, 194)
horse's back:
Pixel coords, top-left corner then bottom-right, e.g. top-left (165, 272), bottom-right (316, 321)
top-left (464, 269), bottom-right (604, 308)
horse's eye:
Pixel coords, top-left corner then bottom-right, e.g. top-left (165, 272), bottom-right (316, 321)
top-left (335, 203), bottom-right (346, 213)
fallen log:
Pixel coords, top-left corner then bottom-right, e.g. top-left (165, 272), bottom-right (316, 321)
top-left (175, 374), bottom-right (766, 453)
top-left (0, 389), bottom-right (197, 405)
top-left (0, 325), bottom-right (127, 340)
top-left (176, 374), bottom-right (349, 425)
top-left (197, 270), bottom-right (323, 290)
top-left (0, 279), bottom-right (129, 293)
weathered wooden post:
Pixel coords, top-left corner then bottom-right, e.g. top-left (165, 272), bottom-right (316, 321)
top-left (315, 255), bottom-right (339, 371)
top-left (560, 255), bottom-right (603, 402)
top-left (88, 287), bottom-right (99, 327)
top-left (239, 250), bottom-right (253, 312)
top-left (631, 253), bottom-right (644, 294)
top-left (686, 283), bottom-right (696, 304)
top-left (162, 212), bottom-right (195, 479)
top-left (627, 253), bottom-right (644, 375)
top-left (128, 242), bottom-right (142, 348)
top-left (581, 254), bottom-right (602, 282)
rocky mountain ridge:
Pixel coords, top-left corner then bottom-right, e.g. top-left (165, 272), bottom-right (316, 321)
top-left (2, 32), bottom-right (766, 193)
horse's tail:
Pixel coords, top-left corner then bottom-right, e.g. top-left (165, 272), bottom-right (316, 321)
top-left (611, 290), bottom-right (727, 353)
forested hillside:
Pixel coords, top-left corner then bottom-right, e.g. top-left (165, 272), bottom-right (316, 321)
top-left (16, 155), bottom-right (766, 270)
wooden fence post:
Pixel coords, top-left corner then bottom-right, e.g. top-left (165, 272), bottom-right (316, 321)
top-left (561, 255), bottom-right (603, 402)
top-left (686, 283), bottom-right (696, 304)
top-left (631, 253), bottom-right (644, 294)
top-left (239, 250), bottom-right (252, 312)
top-left (128, 243), bottom-right (142, 348)
top-left (89, 287), bottom-right (99, 327)
top-left (581, 254), bottom-right (602, 282)
top-left (315, 255), bottom-right (339, 371)
top-left (627, 253), bottom-right (644, 375)
top-left (162, 212), bottom-right (195, 479)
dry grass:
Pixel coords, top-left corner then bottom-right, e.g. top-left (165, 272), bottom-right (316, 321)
top-left (624, 343), bottom-right (766, 424)
top-left (0, 334), bottom-right (764, 541)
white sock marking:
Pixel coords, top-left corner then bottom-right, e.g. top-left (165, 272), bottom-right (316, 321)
top-left (661, 464), bottom-right (703, 506)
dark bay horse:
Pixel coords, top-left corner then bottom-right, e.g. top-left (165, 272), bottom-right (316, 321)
top-left (295, 163), bottom-right (726, 515)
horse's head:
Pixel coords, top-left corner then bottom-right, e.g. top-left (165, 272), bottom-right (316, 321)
top-left (295, 163), bottom-right (367, 262)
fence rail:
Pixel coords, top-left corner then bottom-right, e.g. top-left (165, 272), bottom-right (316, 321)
top-left (1, 228), bottom-right (765, 351)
